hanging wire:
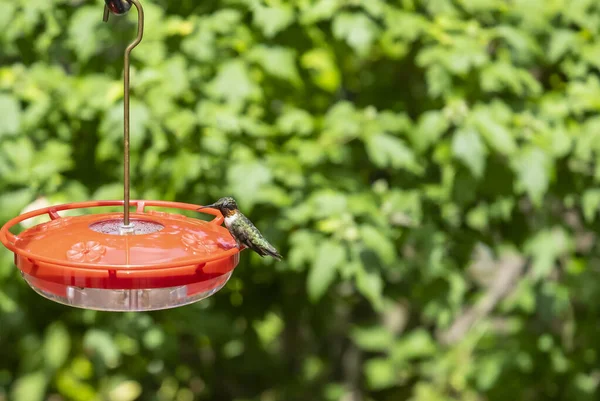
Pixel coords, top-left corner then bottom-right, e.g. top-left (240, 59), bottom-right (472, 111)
top-left (103, 0), bottom-right (144, 228)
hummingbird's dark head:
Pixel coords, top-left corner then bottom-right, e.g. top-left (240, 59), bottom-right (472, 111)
top-left (197, 196), bottom-right (239, 216)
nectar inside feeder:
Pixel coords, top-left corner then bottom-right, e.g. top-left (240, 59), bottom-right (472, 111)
top-left (0, 0), bottom-right (240, 311)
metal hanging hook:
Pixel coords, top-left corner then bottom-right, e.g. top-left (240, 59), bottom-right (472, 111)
top-left (102, 0), bottom-right (144, 229)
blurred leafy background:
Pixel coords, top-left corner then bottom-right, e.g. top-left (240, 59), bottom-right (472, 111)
top-left (2, 0), bottom-right (600, 400)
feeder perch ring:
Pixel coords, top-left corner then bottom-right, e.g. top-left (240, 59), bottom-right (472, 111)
top-left (0, 200), bottom-right (241, 311)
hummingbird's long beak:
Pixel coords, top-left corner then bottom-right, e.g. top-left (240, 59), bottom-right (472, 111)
top-left (196, 203), bottom-right (217, 211)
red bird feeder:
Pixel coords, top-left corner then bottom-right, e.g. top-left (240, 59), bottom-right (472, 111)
top-left (0, 0), bottom-right (240, 311)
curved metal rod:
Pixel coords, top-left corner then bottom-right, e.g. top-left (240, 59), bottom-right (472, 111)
top-left (102, 0), bottom-right (144, 228)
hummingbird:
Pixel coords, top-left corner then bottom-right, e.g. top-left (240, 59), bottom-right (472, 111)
top-left (197, 197), bottom-right (282, 261)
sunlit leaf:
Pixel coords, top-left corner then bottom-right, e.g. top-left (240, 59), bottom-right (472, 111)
top-left (253, 4), bottom-right (294, 38)
top-left (276, 108), bottom-right (314, 136)
top-left (254, 312), bottom-right (284, 347)
top-left (366, 133), bottom-right (420, 173)
top-left (582, 189), bottom-right (600, 223)
top-left (11, 371), bottom-right (47, 401)
top-left (249, 46), bottom-right (301, 85)
top-left (108, 380), bottom-right (142, 401)
top-left (68, 7), bottom-right (100, 62)
top-left (350, 326), bottom-right (394, 351)
top-left (525, 228), bottom-right (572, 280)
top-left (511, 147), bottom-right (551, 206)
top-left (364, 358), bottom-right (397, 390)
top-left (0, 94), bottom-right (21, 136)
top-left (355, 268), bottom-right (384, 310)
top-left (307, 240), bottom-right (345, 302)
top-left (391, 329), bottom-right (437, 361)
top-left (452, 128), bottom-right (487, 178)
top-left (472, 109), bottom-right (516, 155)
top-left (301, 48), bottom-right (341, 92)
top-left (43, 322), bottom-right (71, 370)
top-left (83, 330), bottom-right (120, 368)
top-left (208, 60), bottom-right (260, 103)
top-left (360, 225), bottom-right (396, 264)
top-left (332, 13), bottom-right (379, 56)
top-left (227, 161), bottom-right (273, 208)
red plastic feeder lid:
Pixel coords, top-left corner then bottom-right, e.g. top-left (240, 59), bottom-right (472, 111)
top-left (0, 200), bottom-right (240, 311)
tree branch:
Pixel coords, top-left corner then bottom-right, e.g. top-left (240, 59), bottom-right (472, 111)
top-left (437, 251), bottom-right (526, 346)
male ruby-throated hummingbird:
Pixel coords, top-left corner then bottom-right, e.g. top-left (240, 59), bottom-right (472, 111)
top-left (197, 197), bottom-right (282, 261)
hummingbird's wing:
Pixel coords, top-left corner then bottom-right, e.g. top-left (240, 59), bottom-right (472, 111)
top-left (230, 214), bottom-right (282, 261)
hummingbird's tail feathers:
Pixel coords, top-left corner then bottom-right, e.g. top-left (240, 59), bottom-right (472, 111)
top-left (265, 248), bottom-right (283, 261)
top-left (245, 240), bottom-right (283, 261)
top-left (262, 241), bottom-right (283, 261)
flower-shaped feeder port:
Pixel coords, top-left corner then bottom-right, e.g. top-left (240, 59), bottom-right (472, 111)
top-left (0, 200), bottom-right (240, 311)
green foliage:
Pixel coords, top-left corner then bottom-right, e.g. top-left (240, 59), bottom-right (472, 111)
top-left (2, 0), bottom-right (600, 400)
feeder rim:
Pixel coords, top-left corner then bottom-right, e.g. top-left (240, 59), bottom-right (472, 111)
top-left (0, 199), bottom-right (240, 271)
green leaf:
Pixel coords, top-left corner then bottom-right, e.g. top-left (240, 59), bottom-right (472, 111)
top-left (253, 312), bottom-right (284, 347)
top-left (288, 230), bottom-right (318, 270)
top-left (411, 110), bottom-right (449, 152)
top-left (472, 110), bottom-right (516, 155)
top-left (276, 108), bottom-right (314, 136)
top-left (165, 109), bottom-right (197, 140)
top-left (451, 128), bottom-right (487, 178)
top-left (309, 190), bottom-right (347, 219)
top-left (364, 358), bottom-right (397, 390)
top-left (466, 204), bottom-right (489, 231)
top-left (93, 184), bottom-right (125, 200)
top-left (253, 4), bottom-right (294, 38)
top-left (0, 288), bottom-right (17, 313)
top-left (332, 13), bottom-right (379, 56)
top-left (143, 328), bottom-right (165, 350)
top-left (68, 7), bottom-right (100, 62)
top-left (355, 268), bottom-right (384, 311)
top-left (301, 48), bottom-right (341, 92)
top-left (158, 56), bottom-right (190, 97)
top-left (323, 101), bottom-right (361, 140)
top-left (83, 330), bottom-right (120, 368)
top-left (575, 373), bottom-right (600, 394)
top-left (208, 60), bottom-right (260, 103)
top-left (300, 0), bottom-right (342, 23)
top-left (0, 2), bottom-right (17, 33)
top-left (303, 356), bottom-right (325, 381)
top-left (32, 140), bottom-right (73, 179)
top-left (511, 147), bottom-right (551, 206)
top-left (548, 29), bottom-right (577, 63)
top-left (307, 240), bottom-right (345, 302)
top-left (181, 25), bottom-right (216, 62)
top-left (43, 322), bottom-right (71, 370)
top-left (359, 225), bottom-right (396, 264)
top-left (248, 46), bottom-right (301, 85)
top-left (391, 329), bottom-right (437, 362)
top-left (425, 64), bottom-right (452, 98)
top-left (0, 188), bottom-right (34, 221)
top-left (99, 101), bottom-right (150, 153)
top-left (227, 161), bottom-right (273, 208)
top-left (356, 0), bottom-right (386, 17)
top-left (108, 380), bottom-right (142, 401)
top-left (350, 326), bottom-right (394, 351)
top-left (480, 62), bottom-right (542, 95)
top-left (208, 9), bottom-right (243, 33)
top-left (11, 371), bottom-right (47, 401)
top-left (582, 189), bottom-right (600, 223)
top-left (525, 228), bottom-right (572, 280)
top-left (476, 355), bottom-right (503, 390)
top-left (366, 133), bottom-right (420, 173)
top-left (0, 94), bottom-right (21, 136)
